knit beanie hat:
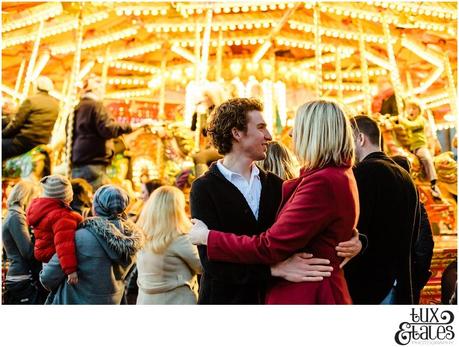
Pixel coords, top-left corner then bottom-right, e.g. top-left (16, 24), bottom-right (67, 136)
top-left (40, 174), bottom-right (73, 202)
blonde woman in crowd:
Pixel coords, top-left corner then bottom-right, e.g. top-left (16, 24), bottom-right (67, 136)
top-left (2, 181), bottom-right (43, 304)
top-left (136, 186), bottom-right (202, 304)
top-left (257, 141), bottom-right (299, 180)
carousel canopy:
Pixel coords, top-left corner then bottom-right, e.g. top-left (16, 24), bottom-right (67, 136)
top-left (1, 1), bottom-right (457, 124)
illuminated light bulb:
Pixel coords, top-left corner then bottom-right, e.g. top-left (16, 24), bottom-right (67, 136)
top-left (116, 9), bottom-right (123, 15)
top-left (237, 23), bottom-right (244, 29)
top-left (279, 4), bottom-right (286, 10)
top-left (134, 9), bottom-right (141, 16)
top-left (223, 7), bottom-right (231, 13)
top-left (230, 61), bottom-right (242, 75)
top-left (222, 25), bottom-right (229, 30)
top-left (234, 39), bottom-right (241, 45)
top-left (262, 22), bottom-right (270, 28)
top-left (227, 40), bottom-right (234, 46)
top-left (211, 41), bottom-right (218, 47)
top-left (143, 10), bottom-right (149, 15)
top-left (179, 26), bottom-right (186, 32)
top-left (336, 9), bottom-right (342, 15)
top-left (249, 38), bottom-right (257, 44)
top-left (242, 39), bottom-right (249, 45)
top-left (229, 24), bottom-right (236, 30)
top-left (125, 9), bottom-right (132, 15)
top-left (260, 5), bottom-right (268, 11)
top-left (269, 4), bottom-right (277, 10)
top-left (251, 5), bottom-right (258, 11)
top-left (232, 7), bottom-right (240, 13)
top-left (196, 8), bottom-right (203, 14)
top-left (287, 3), bottom-right (294, 8)
top-left (350, 12), bottom-right (357, 18)
top-left (257, 39), bottom-right (264, 44)
top-left (254, 22), bottom-right (262, 29)
top-left (164, 27), bottom-right (170, 32)
top-left (171, 26), bottom-right (178, 32)
top-left (290, 22), bottom-right (297, 29)
top-left (246, 23), bottom-right (253, 29)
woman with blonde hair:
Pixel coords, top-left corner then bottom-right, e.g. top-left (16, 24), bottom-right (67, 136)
top-left (2, 181), bottom-right (43, 304)
top-left (136, 185), bottom-right (202, 304)
top-left (190, 100), bottom-right (359, 304)
top-left (257, 141), bottom-right (299, 180)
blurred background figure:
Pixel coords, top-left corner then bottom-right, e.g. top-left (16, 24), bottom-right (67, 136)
top-left (136, 186), bottom-right (202, 304)
top-left (398, 100), bottom-right (441, 199)
top-left (257, 141), bottom-right (299, 180)
top-left (2, 76), bottom-right (59, 160)
top-left (71, 74), bottom-right (133, 190)
top-left (2, 181), bottom-right (47, 304)
top-left (2, 97), bottom-right (17, 130)
top-left (124, 178), bottom-right (164, 304)
top-left (441, 259), bottom-right (457, 305)
top-left (70, 178), bottom-right (94, 219)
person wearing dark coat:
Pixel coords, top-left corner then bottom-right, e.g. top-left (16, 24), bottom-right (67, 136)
top-left (345, 115), bottom-right (420, 304)
top-left (2, 76), bottom-right (59, 160)
top-left (190, 98), bottom-right (362, 304)
top-left (71, 76), bottom-right (132, 190)
top-left (391, 155), bottom-right (435, 304)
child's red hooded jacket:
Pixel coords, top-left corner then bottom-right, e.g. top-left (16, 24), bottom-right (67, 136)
top-left (27, 197), bottom-right (83, 275)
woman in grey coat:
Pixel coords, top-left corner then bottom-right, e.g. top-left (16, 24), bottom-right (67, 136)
top-left (40, 185), bottom-right (144, 304)
top-left (2, 181), bottom-right (41, 304)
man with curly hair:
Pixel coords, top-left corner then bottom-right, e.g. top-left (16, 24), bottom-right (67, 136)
top-left (190, 98), bottom-right (360, 304)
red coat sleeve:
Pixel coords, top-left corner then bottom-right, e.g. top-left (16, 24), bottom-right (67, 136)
top-left (52, 212), bottom-right (82, 274)
top-left (207, 174), bottom-right (335, 265)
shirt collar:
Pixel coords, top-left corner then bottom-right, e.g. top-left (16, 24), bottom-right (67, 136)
top-left (216, 160), bottom-right (260, 182)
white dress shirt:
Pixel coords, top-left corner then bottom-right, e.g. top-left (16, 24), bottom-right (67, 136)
top-left (216, 160), bottom-right (262, 220)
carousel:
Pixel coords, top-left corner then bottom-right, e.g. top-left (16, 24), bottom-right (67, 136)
top-left (1, 1), bottom-right (457, 303)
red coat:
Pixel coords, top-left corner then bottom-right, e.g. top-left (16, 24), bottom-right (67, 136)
top-left (26, 197), bottom-right (82, 275)
top-left (208, 165), bottom-right (359, 304)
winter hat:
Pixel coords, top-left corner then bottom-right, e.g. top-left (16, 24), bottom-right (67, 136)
top-left (36, 76), bottom-right (54, 92)
top-left (93, 185), bottom-right (130, 219)
top-left (40, 174), bottom-right (73, 202)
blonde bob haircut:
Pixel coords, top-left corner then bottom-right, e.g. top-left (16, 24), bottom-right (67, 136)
top-left (293, 100), bottom-right (355, 170)
top-left (7, 181), bottom-right (40, 209)
top-left (136, 185), bottom-right (191, 254)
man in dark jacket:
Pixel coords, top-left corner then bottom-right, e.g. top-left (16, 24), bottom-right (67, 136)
top-left (71, 76), bottom-right (133, 190)
top-left (190, 98), bottom-right (360, 304)
top-left (345, 115), bottom-right (420, 304)
top-left (391, 155), bottom-right (434, 304)
top-left (2, 76), bottom-right (59, 160)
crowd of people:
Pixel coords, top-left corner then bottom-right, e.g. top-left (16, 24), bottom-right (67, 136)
top-left (2, 91), bottom-right (456, 305)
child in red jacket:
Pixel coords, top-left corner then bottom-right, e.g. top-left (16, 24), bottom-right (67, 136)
top-left (27, 174), bottom-right (83, 285)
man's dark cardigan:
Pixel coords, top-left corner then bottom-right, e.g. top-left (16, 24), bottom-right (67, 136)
top-left (190, 163), bottom-right (283, 304)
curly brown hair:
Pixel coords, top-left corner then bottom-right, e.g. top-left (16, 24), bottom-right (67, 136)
top-left (207, 98), bottom-right (263, 155)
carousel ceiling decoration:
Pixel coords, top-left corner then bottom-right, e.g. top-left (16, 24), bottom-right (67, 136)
top-left (1, 1), bottom-right (457, 125)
